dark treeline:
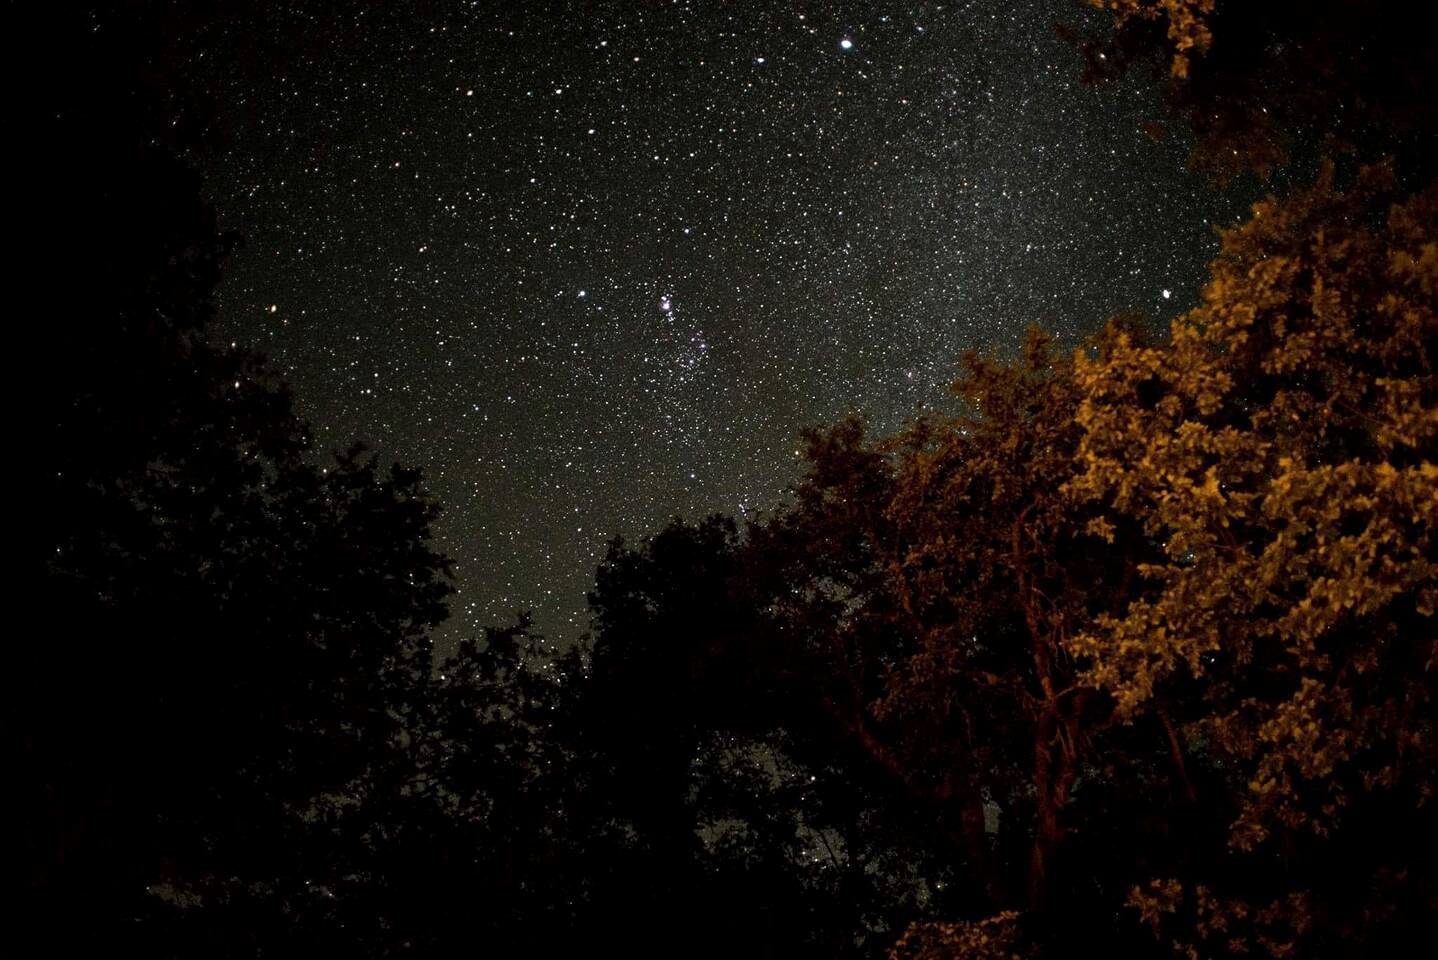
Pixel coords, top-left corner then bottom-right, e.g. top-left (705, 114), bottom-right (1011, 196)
top-left (20, 3), bottom-right (1436, 958)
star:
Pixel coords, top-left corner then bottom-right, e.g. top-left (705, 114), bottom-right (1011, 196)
top-left (207, 1), bottom-right (1241, 641)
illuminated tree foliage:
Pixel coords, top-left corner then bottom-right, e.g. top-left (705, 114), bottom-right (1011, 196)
top-left (1067, 163), bottom-right (1437, 956)
top-left (1088, 0), bottom-right (1216, 81)
top-left (753, 330), bottom-right (1147, 918)
top-left (889, 911), bottom-right (1031, 960)
top-left (604, 166), bottom-right (1436, 953)
top-left (729, 323), bottom-right (1224, 960)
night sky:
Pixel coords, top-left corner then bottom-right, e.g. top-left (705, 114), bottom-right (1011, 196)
top-left (200, 1), bottom-right (1252, 641)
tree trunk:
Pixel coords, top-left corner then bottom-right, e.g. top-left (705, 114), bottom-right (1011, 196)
top-left (1028, 712), bottom-right (1058, 911)
top-left (1028, 707), bottom-right (1081, 912)
top-left (958, 786), bottom-right (1005, 907)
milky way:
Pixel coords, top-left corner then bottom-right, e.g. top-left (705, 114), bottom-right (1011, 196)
top-left (204, 1), bottom-right (1254, 641)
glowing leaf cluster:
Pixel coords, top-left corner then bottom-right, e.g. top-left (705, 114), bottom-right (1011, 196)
top-left (889, 911), bottom-right (1030, 960)
top-left (1088, 0), bottom-right (1215, 77)
top-left (1068, 165), bottom-right (1436, 949)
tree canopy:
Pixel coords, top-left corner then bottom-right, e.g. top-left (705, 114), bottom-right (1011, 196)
top-left (553, 164), bottom-right (1436, 957)
top-left (1074, 0), bottom-right (1438, 181)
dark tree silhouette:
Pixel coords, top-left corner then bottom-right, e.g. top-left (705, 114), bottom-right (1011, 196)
top-left (20, 5), bottom-right (453, 953)
top-left (557, 516), bottom-right (979, 957)
top-left (1069, 0), bottom-right (1438, 182)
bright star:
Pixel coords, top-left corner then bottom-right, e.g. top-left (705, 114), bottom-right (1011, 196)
top-left (839, 38), bottom-right (853, 50)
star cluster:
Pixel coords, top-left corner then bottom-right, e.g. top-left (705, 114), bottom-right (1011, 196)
top-left (205, 1), bottom-right (1252, 640)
